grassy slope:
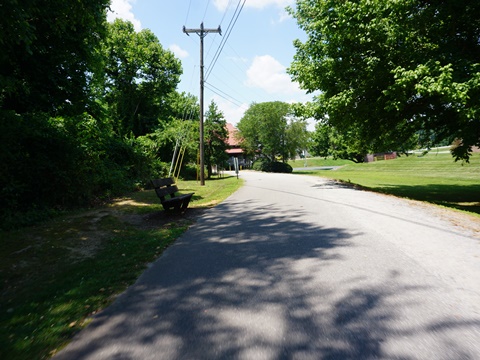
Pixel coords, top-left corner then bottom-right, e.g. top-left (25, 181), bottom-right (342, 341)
top-left (288, 157), bottom-right (353, 167)
top-left (0, 176), bottom-right (243, 360)
top-left (301, 153), bottom-right (480, 215)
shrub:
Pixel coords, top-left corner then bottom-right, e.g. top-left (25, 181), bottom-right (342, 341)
top-left (0, 111), bottom-right (166, 230)
top-left (252, 159), bottom-right (293, 173)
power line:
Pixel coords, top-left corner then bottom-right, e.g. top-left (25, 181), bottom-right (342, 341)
top-left (205, 0), bottom-right (246, 81)
top-left (205, 81), bottom-right (244, 108)
top-left (205, 0), bottom-right (244, 80)
top-left (219, 0), bottom-right (235, 27)
top-left (202, 0), bottom-right (211, 22)
top-left (206, 70), bottom-right (251, 104)
top-left (184, 0), bottom-right (192, 25)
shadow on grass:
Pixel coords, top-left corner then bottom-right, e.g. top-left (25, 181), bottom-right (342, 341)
top-left (54, 198), bottom-right (480, 359)
top-left (371, 183), bottom-right (480, 215)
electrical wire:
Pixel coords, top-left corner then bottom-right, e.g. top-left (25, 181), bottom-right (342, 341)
top-left (184, 0), bottom-right (192, 26)
top-left (205, 0), bottom-right (243, 79)
top-left (202, 0), bottom-right (211, 22)
top-left (205, 0), bottom-right (246, 81)
top-left (219, 0), bottom-right (235, 27)
top-left (205, 82), bottom-right (244, 108)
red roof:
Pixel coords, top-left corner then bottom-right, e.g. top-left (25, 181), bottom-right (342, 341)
top-left (225, 123), bottom-right (244, 156)
top-left (226, 123), bottom-right (241, 147)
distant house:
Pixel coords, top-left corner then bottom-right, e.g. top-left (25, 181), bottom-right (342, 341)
top-left (364, 152), bottom-right (397, 162)
top-left (225, 123), bottom-right (250, 169)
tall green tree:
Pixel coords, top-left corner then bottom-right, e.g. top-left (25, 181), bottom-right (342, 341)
top-left (310, 122), bottom-right (368, 163)
top-left (237, 101), bottom-right (307, 162)
top-left (103, 19), bottom-right (182, 137)
top-left (288, 0), bottom-right (480, 161)
top-left (204, 101), bottom-right (229, 179)
top-left (0, 0), bottom-right (109, 115)
top-left (285, 117), bottom-right (309, 161)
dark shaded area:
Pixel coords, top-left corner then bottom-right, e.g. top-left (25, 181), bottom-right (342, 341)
top-left (370, 183), bottom-right (480, 215)
top-left (54, 198), bottom-right (480, 360)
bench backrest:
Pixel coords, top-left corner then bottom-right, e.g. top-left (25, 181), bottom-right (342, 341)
top-left (155, 185), bottom-right (179, 200)
top-left (151, 178), bottom-right (175, 189)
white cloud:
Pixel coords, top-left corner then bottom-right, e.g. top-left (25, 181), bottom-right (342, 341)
top-left (169, 44), bottom-right (189, 59)
top-left (244, 0), bottom-right (295, 10)
top-left (212, 0), bottom-right (230, 12)
top-left (245, 55), bottom-right (301, 95)
top-left (227, 56), bottom-right (249, 64)
top-left (210, 95), bottom-right (249, 126)
top-left (107, 0), bottom-right (142, 31)
top-left (274, 9), bottom-right (292, 24)
top-left (214, 0), bottom-right (294, 12)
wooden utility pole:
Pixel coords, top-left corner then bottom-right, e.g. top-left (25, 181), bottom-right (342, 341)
top-left (183, 23), bottom-right (221, 185)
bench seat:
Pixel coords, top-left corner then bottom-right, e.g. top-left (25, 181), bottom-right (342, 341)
top-left (151, 178), bottom-right (194, 212)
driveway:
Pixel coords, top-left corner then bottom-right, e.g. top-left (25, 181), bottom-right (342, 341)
top-left (55, 171), bottom-right (480, 359)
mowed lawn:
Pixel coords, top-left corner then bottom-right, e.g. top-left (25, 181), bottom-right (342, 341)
top-left (300, 152), bottom-right (480, 215)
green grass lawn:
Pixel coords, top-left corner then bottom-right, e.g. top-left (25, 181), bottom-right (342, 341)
top-left (288, 157), bottom-right (353, 168)
top-left (301, 153), bottom-right (480, 215)
top-left (0, 176), bottom-right (243, 360)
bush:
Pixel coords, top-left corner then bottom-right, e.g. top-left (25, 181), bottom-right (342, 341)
top-left (252, 159), bottom-right (293, 173)
top-left (0, 111), bottom-right (167, 230)
top-left (179, 163), bottom-right (198, 180)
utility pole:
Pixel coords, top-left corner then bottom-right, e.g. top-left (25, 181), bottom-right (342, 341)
top-left (183, 23), bottom-right (221, 186)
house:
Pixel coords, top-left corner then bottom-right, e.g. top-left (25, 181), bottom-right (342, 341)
top-left (225, 123), bottom-right (250, 170)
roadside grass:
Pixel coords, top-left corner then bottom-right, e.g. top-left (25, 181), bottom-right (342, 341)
top-left (301, 153), bottom-right (480, 215)
top-left (0, 175), bottom-right (243, 360)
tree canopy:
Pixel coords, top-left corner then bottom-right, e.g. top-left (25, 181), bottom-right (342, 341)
top-left (103, 19), bottom-right (182, 137)
top-left (1, 0), bottom-right (109, 115)
top-left (288, 0), bottom-right (480, 161)
top-left (237, 101), bottom-right (308, 162)
top-left (0, 4), bottom-right (197, 229)
top-left (204, 101), bottom-right (229, 179)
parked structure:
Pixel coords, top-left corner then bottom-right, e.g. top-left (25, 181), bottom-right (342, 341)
top-left (225, 123), bottom-right (250, 170)
top-left (364, 152), bottom-right (397, 163)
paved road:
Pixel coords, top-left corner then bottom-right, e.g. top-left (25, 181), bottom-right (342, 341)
top-left (55, 171), bottom-right (480, 359)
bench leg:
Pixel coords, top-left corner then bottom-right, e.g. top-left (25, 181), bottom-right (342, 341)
top-left (181, 194), bottom-right (193, 211)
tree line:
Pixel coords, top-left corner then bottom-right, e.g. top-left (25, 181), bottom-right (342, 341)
top-left (5, 0), bottom-right (475, 228)
top-left (0, 2), bottom-right (307, 229)
top-left (0, 2), bottom-right (204, 229)
top-left (289, 0), bottom-right (480, 162)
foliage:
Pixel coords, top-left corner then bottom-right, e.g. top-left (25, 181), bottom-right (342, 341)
top-left (0, 10), bottom-right (196, 228)
top-left (0, 0), bottom-right (109, 116)
top-left (102, 19), bottom-right (182, 137)
top-left (253, 159), bottom-right (293, 173)
top-left (288, 0), bottom-right (480, 161)
top-left (0, 0), bottom-right (201, 229)
top-left (237, 101), bottom-right (308, 162)
top-left (285, 117), bottom-right (311, 160)
top-left (204, 101), bottom-right (229, 179)
top-left (310, 122), bottom-right (369, 163)
top-left (0, 110), bottom-right (165, 230)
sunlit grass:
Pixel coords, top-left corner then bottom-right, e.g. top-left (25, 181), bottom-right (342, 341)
top-left (307, 152), bottom-right (480, 215)
top-left (288, 157), bottom-right (353, 168)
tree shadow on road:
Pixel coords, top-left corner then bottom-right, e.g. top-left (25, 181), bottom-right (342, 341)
top-left (54, 199), bottom-right (480, 360)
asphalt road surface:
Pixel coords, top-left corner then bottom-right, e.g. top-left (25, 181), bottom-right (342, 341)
top-left (55, 171), bottom-right (480, 359)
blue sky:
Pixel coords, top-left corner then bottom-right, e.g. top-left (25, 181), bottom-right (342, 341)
top-left (107, 0), bottom-right (314, 128)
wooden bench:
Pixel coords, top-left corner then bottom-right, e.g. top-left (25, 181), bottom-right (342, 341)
top-left (151, 178), bottom-right (194, 212)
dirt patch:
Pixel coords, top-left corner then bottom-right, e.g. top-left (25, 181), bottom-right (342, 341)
top-left (120, 208), bottom-right (208, 230)
top-left (410, 201), bottom-right (480, 239)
